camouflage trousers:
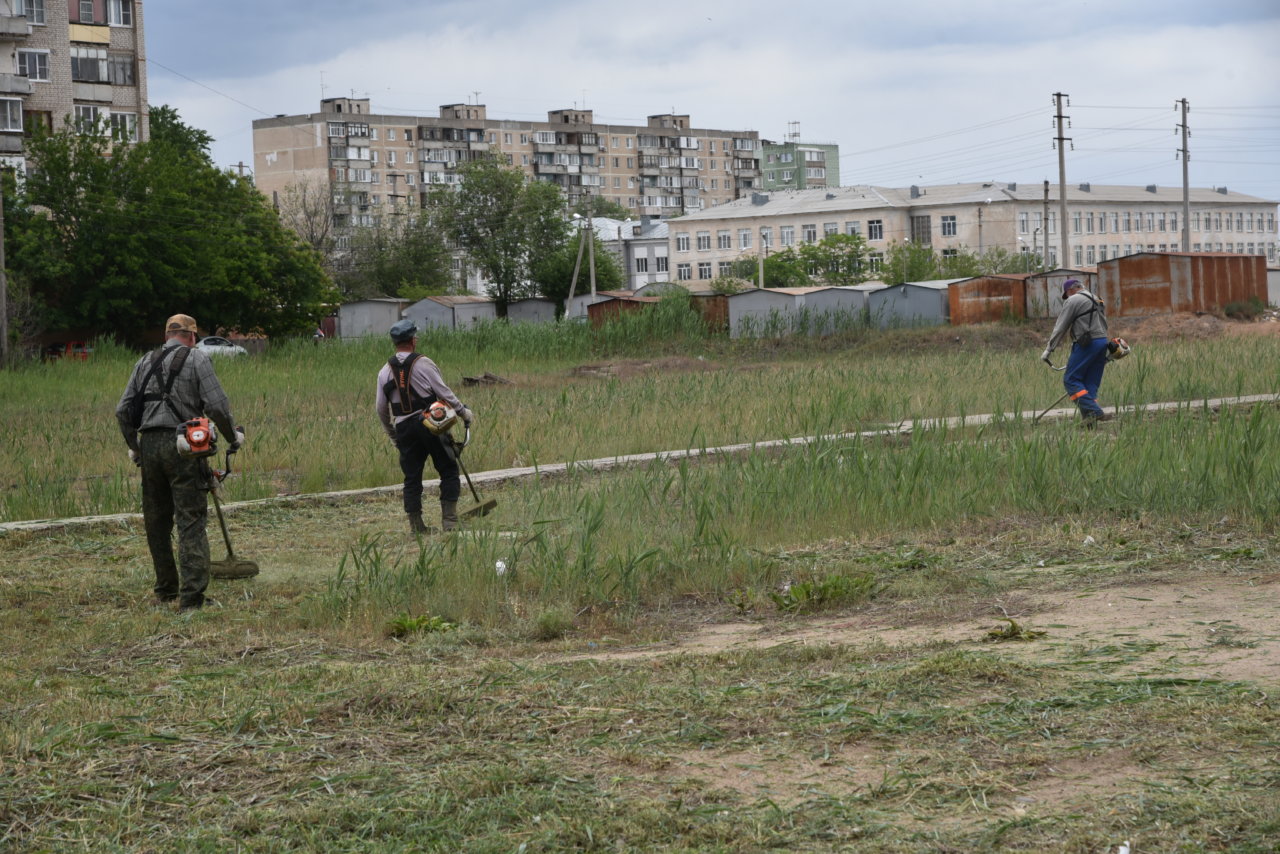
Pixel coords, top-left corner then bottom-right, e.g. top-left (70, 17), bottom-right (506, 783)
top-left (139, 430), bottom-right (212, 608)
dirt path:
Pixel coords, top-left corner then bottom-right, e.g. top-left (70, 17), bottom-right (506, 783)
top-left (555, 573), bottom-right (1280, 684)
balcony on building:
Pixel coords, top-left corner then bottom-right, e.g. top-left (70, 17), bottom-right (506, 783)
top-left (0, 133), bottom-right (22, 154)
top-left (0, 12), bottom-right (30, 39)
top-left (0, 73), bottom-right (32, 95)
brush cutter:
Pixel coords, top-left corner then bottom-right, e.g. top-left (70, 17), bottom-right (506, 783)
top-left (208, 443), bottom-right (260, 579)
top-left (449, 426), bottom-right (497, 521)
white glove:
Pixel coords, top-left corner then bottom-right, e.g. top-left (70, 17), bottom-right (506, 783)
top-left (128, 449), bottom-right (140, 466)
top-left (460, 407), bottom-right (474, 428)
top-left (230, 427), bottom-right (246, 451)
top-left (1040, 348), bottom-right (1053, 365)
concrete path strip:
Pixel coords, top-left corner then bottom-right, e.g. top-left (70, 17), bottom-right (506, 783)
top-left (3, 393), bottom-right (1275, 535)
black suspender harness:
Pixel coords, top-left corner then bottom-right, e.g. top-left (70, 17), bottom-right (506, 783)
top-left (130, 346), bottom-right (191, 429)
top-left (1072, 293), bottom-right (1106, 344)
top-left (383, 353), bottom-right (437, 417)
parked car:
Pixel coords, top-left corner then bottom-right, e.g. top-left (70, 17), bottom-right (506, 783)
top-left (196, 336), bottom-right (248, 357)
top-left (43, 341), bottom-right (93, 361)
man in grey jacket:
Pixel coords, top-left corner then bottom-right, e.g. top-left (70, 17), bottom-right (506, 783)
top-left (116, 314), bottom-right (242, 611)
top-left (1041, 279), bottom-right (1111, 424)
top-left (376, 319), bottom-right (474, 534)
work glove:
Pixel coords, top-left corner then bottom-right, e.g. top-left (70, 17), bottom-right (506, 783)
top-left (460, 406), bottom-right (474, 428)
top-left (1040, 348), bottom-right (1053, 365)
top-left (128, 448), bottom-right (140, 467)
top-left (229, 427), bottom-right (246, 452)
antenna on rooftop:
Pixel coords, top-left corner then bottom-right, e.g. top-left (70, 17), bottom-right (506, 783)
top-left (472, 90), bottom-right (481, 105)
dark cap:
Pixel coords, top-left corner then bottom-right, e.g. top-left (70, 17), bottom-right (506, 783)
top-left (1062, 278), bottom-right (1081, 294)
top-left (389, 318), bottom-right (418, 343)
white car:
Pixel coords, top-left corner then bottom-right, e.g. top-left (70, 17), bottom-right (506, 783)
top-left (196, 336), bottom-right (248, 357)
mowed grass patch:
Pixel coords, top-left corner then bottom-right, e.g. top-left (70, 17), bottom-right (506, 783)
top-left (4, 315), bottom-right (1279, 521)
top-left (1, 591), bottom-right (1276, 852)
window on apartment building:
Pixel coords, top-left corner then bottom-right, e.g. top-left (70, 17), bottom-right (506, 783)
top-left (613, 177), bottom-right (621, 188)
top-left (801, 224), bottom-right (817, 243)
top-left (867, 220), bottom-right (883, 240)
top-left (16, 1), bottom-right (46, 25)
top-left (739, 228), bottom-right (752, 250)
top-left (22, 108), bottom-right (51, 135)
top-left (72, 104), bottom-right (99, 133)
top-left (327, 122), bottom-right (346, 138)
top-left (1170, 212), bottom-right (1178, 234)
top-left (698, 262), bottom-right (712, 280)
top-left (0, 99), bottom-right (22, 132)
top-left (656, 256), bottom-right (668, 273)
top-left (717, 230), bottom-right (731, 249)
top-left (388, 151), bottom-right (397, 165)
top-left (108, 0), bottom-right (133, 26)
top-left (941, 215), bottom-right (956, 237)
top-left (370, 150), bottom-right (379, 164)
top-left (110, 111), bottom-right (137, 142)
top-left (1157, 212), bottom-right (1166, 231)
top-left (1269, 214), bottom-right (1276, 232)
top-left (635, 257), bottom-right (649, 273)
top-left (1086, 246), bottom-right (1096, 265)
top-left (846, 221), bottom-right (861, 236)
top-left (718, 261), bottom-right (733, 277)
top-left (759, 227), bottom-right (772, 248)
top-left (696, 231), bottom-right (711, 250)
top-left (17, 50), bottom-right (48, 81)
top-left (781, 170), bottom-right (793, 181)
top-left (1145, 212), bottom-right (1155, 231)
top-left (805, 168), bottom-right (824, 179)
top-left (677, 263), bottom-right (692, 281)
top-left (1086, 212), bottom-right (1095, 234)
top-left (1213, 213), bottom-right (1222, 230)
top-left (824, 222), bottom-right (838, 237)
top-left (1071, 212), bottom-right (1082, 234)
top-left (779, 225), bottom-right (795, 246)
top-left (868, 252), bottom-right (883, 272)
top-left (405, 173), bottom-right (415, 187)
top-left (1109, 212), bottom-right (1119, 233)
top-left (108, 53), bottom-right (134, 85)
top-left (78, 0), bottom-right (94, 23)
top-left (941, 248), bottom-right (958, 258)
top-left (1073, 246), bottom-right (1083, 266)
top-left (1018, 212), bottom-right (1029, 234)
top-left (676, 233), bottom-right (690, 252)
top-left (70, 47), bottom-right (107, 82)
top-left (1236, 213), bottom-right (1244, 231)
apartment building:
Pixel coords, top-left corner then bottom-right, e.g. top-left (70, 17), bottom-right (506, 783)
top-left (253, 98), bottom-right (762, 247)
top-left (760, 140), bottom-right (839, 191)
top-left (665, 182), bottom-right (1279, 284)
top-left (0, 0), bottom-right (147, 165)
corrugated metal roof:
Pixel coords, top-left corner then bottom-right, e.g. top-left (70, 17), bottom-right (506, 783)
top-left (670, 182), bottom-right (1275, 223)
top-left (429, 295), bottom-right (494, 306)
top-left (769, 286), bottom-right (833, 295)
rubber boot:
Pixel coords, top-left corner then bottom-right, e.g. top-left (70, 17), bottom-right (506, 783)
top-left (441, 500), bottom-right (459, 532)
top-left (408, 512), bottom-right (428, 535)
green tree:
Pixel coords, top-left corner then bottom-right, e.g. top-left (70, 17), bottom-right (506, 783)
top-left (798, 233), bottom-right (870, 286)
top-left (8, 108), bottom-right (335, 343)
top-left (726, 251), bottom-right (810, 288)
top-left (571, 196), bottom-right (634, 221)
top-left (529, 232), bottom-right (624, 311)
top-left (338, 208), bottom-right (453, 301)
top-left (432, 156), bottom-right (570, 314)
top-left (881, 240), bottom-right (942, 284)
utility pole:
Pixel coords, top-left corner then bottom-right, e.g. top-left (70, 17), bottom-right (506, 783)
top-left (1042, 180), bottom-right (1050, 269)
top-left (0, 186), bottom-right (7, 368)
top-left (1053, 93), bottom-right (1071, 269)
top-left (585, 206), bottom-right (597, 297)
top-left (1177, 98), bottom-right (1191, 251)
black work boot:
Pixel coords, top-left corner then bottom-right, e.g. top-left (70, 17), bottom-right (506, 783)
top-left (408, 512), bottom-right (428, 535)
top-left (441, 500), bottom-right (459, 532)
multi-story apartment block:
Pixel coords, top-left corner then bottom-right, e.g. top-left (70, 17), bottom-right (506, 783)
top-left (665, 182), bottom-right (1279, 283)
top-left (0, 0), bottom-right (147, 165)
top-left (760, 140), bottom-right (839, 191)
top-left (253, 98), bottom-right (762, 249)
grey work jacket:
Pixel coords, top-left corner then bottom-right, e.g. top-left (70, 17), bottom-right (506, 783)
top-left (115, 340), bottom-right (237, 452)
top-left (1047, 290), bottom-right (1109, 352)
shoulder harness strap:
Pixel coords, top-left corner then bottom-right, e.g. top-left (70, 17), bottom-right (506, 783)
top-left (384, 352), bottom-right (431, 417)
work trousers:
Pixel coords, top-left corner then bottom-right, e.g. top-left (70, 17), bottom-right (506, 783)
top-left (394, 414), bottom-right (460, 515)
top-left (1064, 337), bottom-right (1109, 418)
top-left (139, 430), bottom-right (212, 608)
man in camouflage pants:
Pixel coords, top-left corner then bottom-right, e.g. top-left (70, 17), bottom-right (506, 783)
top-left (116, 314), bottom-right (241, 612)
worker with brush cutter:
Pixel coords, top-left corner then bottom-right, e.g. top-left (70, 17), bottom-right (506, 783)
top-left (376, 319), bottom-right (474, 534)
top-left (116, 314), bottom-right (244, 612)
top-left (1041, 279), bottom-right (1118, 427)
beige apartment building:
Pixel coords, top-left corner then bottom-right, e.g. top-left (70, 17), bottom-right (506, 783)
top-left (0, 0), bottom-right (147, 164)
top-left (665, 182), bottom-right (1279, 283)
top-left (253, 97), bottom-right (762, 248)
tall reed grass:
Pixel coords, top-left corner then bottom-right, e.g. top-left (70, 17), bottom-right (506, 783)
top-left (3, 305), bottom-right (1277, 522)
top-left (307, 403), bottom-right (1280, 633)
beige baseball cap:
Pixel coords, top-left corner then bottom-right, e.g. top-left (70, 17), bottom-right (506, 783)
top-left (165, 314), bottom-right (198, 334)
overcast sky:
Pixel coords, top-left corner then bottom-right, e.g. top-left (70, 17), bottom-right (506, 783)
top-left (146, 0), bottom-right (1280, 200)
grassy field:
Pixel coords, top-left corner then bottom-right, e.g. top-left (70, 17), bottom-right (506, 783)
top-left (3, 302), bottom-right (1279, 523)
top-left (1, 312), bottom-right (1279, 850)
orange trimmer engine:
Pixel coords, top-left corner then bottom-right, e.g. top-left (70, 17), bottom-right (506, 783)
top-left (176, 417), bottom-right (218, 457)
top-left (423, 401), bottom-right (458, 435)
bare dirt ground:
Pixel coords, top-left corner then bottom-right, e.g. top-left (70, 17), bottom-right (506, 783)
top-left (556, 571), bottom-right (1280, 686)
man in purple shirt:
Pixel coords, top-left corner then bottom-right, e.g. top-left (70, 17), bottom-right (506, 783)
top-left (376, 319), bottom-right (474, 534)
